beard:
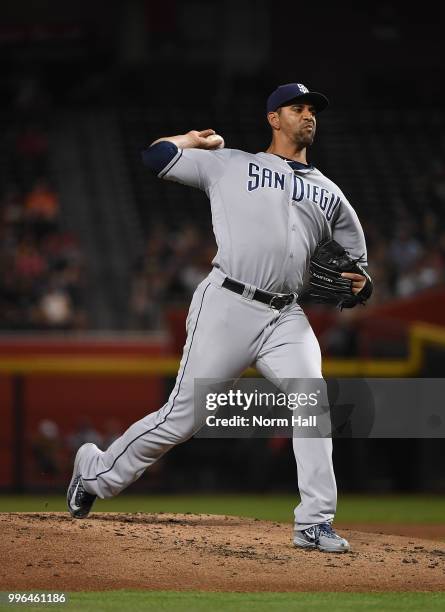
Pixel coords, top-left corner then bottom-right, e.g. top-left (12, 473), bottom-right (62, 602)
top-left (293, 124), bottom-right (316, 148)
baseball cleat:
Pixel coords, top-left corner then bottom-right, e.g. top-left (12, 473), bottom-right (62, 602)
top-left (293, 522), bottom-right (350, 553)
top-left (67, 443), bottom-right (98, 519)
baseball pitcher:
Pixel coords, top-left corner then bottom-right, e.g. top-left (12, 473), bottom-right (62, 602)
top-left (67, 83), bottom-right (372, 553)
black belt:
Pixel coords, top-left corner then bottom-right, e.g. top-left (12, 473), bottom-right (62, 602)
top-left (222, 277), bottom-right (296, 310)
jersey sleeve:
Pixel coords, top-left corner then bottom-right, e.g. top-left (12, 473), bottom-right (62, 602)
top-left (158, 146), bottom-right (231, 191)
top-left (141, 141), bottom-right (179, 174)
top-left (331, 198), bottom-right (368, 265)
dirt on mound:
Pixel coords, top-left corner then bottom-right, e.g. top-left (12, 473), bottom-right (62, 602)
top-left (1, 513), bottom-right (444, 592)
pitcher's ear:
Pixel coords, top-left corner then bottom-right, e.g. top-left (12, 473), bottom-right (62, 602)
top-left (267, 111), bottom-right (280, 130)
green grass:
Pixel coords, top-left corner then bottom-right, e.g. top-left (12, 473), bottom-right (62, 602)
top-left (2, 591), bottom-right (445, 612)
top-left (1, 493), bottom-right (445, 523)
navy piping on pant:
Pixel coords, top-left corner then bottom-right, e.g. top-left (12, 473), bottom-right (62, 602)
top-left (83, 283), bottom-right (211, 482)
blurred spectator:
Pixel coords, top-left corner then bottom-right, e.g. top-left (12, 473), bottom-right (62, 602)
top-left (395, 250), bottom-right (445, 297)
top-left (14, 237), bottom-right (47, 280)
top-left (36, 281), bottom-right (74, 330)
top-left (68, 419), bottom-right (103, 455)
top-left (25, 180), bottom-right (58, 219)
top-left (179, 238), bottom-right (216, 294)
top-left (389, 224), bottom-right (423, 273)
top-left (321, 309), bottom-right (362, 357)
top-left (1, 185), bottom-right (24, 228)
top-left (129, 273), bottom-right (163, 329)
top-left (32, 419), bottom-right (61, 477)
top-left (24, 180), bottom-right (59, 237)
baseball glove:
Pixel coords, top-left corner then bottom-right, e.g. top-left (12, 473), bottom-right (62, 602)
top-left (308, 239), bottom-right (373, 309)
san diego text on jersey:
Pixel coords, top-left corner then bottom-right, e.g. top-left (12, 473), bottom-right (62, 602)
top-left (247, 161), bottom-right (341, 221)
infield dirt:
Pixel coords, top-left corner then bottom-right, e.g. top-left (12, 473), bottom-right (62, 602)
top-left (1, 513), bottom-right (445, 592)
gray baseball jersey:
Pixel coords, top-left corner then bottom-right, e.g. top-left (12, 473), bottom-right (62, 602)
top-left (78, 144), bottom-right (367, 532)
top-left (160, 147), bottom-right (367, 292)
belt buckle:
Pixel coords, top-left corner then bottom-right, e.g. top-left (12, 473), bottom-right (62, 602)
top-left (269, 295), bottom-right (286, 310)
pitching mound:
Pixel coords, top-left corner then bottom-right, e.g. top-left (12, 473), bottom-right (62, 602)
top-left (1, 513), bottom-right (444, 592)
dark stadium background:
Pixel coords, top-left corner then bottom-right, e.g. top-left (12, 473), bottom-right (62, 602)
top-left (1, 0), bottom-right (444, 495)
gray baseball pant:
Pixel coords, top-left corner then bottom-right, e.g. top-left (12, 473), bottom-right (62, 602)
top-left (81, 268), bottom-right (336, 530)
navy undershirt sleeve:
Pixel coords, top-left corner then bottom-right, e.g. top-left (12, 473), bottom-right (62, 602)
top-left (141, 141), bottom-right (179, 174)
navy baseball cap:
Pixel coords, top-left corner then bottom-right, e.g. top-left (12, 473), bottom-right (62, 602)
top-left (267, 83), bottom-right (329, 114)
